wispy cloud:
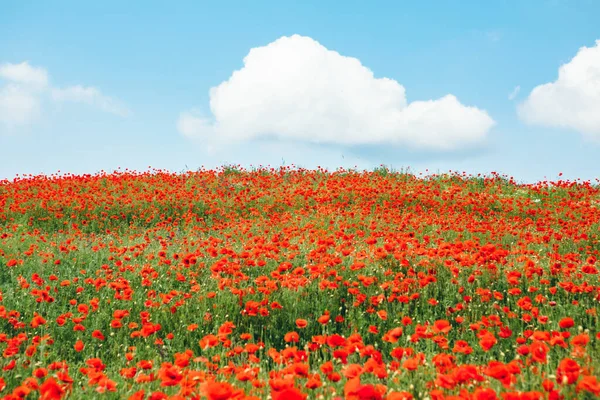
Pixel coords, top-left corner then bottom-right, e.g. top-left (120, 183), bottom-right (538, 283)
top-left (0, 84), bottom-right (41, 126)
top-left (52, 85), bottom-right (130, 117)
top-left (486, 30), bottom-right (502, 43)
top-left (0, 61), bottom-right (129, 131)
top-left (0, 61), bottom-right (48, 88)
top-left (0, 62), bottom-right (46, 127)
top-left (508, 85), bottom-right (521, 101)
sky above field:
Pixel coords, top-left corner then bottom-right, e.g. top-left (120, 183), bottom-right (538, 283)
top-left (1, 0), bottom-right (599, 182)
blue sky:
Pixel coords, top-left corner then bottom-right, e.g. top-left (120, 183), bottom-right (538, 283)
top-left (1, 0), bottom-right (599, 182)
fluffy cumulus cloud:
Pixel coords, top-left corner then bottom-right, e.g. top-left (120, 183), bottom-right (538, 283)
top-left (518, 40), bottom-right (600, 140)
top-left (178, 35), bottom-right (494, 150)
top-left (0, 61), bottom-right (128, 131)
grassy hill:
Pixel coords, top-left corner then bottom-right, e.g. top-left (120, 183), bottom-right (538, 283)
top-left (1, 167), bottom-right (599, 399)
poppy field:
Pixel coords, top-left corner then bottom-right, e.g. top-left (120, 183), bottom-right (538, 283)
top-left (1, 167), bottom-right (600, 400)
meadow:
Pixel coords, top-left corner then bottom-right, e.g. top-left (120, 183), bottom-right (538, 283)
top-left (1, 167), bottom-right (599, 399)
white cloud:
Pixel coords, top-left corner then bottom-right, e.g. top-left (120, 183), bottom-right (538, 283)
top-left (508, 85), bottom-right (520, 101)
top-left (518, 40), bottom-right (600, 140)
top-left (177, 111), bottom-right (214, 139)
top-left (486, 31), bottom-right (502, 43)
top-left (0, 62), bottom-right (47, 127)
top-left (0, 84), bottom-right (41, 126)
top-left (0, 61), bottom-right (128, 131)
top-left (0, 61), bottom-right (48, 88)
top-left (178, 34), bottom-right (495, 151)
top-left (52, 85), bottom-right (130, 117)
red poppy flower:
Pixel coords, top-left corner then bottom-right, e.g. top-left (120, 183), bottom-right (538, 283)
top-left (92, 330), bottom-right (105, 341)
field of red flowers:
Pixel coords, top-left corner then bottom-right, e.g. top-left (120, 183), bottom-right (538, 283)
top-left (1, 167), bottom-right (600, 400)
